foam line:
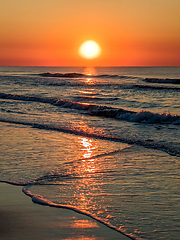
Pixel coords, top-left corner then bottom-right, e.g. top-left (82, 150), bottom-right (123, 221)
top-left (0, 180), bottom-right (29, 186)
top-left (22, 184), bottom-right (138, 240)
top-left (0, 179), bottom-right (141, 239)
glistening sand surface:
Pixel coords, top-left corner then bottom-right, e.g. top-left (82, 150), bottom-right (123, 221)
top-left (0, 182), bottom-right (130, 240)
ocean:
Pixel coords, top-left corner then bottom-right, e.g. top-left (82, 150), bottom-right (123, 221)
top-left (0, 66), bottom-right (179, 239)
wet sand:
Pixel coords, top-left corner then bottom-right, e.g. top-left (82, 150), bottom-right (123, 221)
top-left (0, 182), bottom-right (130, 240)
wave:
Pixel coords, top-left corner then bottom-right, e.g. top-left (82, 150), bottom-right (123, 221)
top-left (1, 74), bottom-right (180, 91)
top-left (1, 92), bottom-right (180, 125)
top-left (40, 72), bottom-right (85, 78)
top-left (39, 72), bottom-right (133, 80)
top-left (116, 110), bottom-right (180, 125)
top-left (38, 72), bottom-right (180, 90)
top-left (133, 84), bottom-right (180, 91)
top-left (47, 82), bottom-right (180, 90)
top-left (73, 96), bottom-right (119, 102)
top-left (37, 82), bottom-right (180, 91)
top-left (47, 81), bottom-right (122, 87)
top-left (0, 118), bottom-right (179, 157)
top-left (143, 78), bottom-right (180, 84)
top-left (40, 72), bottom-right (180, 84)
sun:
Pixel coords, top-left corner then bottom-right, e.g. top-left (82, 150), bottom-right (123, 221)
top-left (79, 40), bottom-right (101, 59)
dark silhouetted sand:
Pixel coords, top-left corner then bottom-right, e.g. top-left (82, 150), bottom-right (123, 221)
top-left (0, 182), bottom-right (130, 240)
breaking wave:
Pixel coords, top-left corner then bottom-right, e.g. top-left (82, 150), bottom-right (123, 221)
top-left (0, 92), bottom-right (180, 125)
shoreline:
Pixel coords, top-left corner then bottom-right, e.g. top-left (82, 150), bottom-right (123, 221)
top-left (0, 182), bottom-right (130, 240)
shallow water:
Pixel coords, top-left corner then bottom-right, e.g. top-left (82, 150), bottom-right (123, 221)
top-left (0, 67), bottom-right (180, 239)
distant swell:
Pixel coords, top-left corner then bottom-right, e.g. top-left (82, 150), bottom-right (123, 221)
top-left (143, 77), bottom-right (180, 84)
top-left (40, 72), bottom-right (180, 85)
top-left (40, 72), bottom-right (134, 80)
top-left (40, 72), bottom-right (85, 78)
top-left (2, 74), bottom-right (179, 90)
top-left (0, 92), bottom-right (180, 125)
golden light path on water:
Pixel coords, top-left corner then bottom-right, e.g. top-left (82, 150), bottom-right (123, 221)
top-left (83, 67), bottom-right (96, 83)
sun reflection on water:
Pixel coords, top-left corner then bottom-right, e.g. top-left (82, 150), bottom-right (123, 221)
top-left (83, 67), bottom-right (96, 76)
top-left (70, 137), bottom-right (102, 211)
top-left (77, 137), bottom-right (97, 173)
top-left (78, 137), bottom-right (94, 159)
top-left (79, 90), bottom-right (94, 95)
top-left (86, 78), bottom-right (92, 83)
top-left (71, 219), bottom-right (99, 229)
top-left (82, 67), bottom-right (96, 84)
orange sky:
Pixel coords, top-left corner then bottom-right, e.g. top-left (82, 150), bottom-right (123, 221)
top-left (0, 0), bottom-right (180, 66)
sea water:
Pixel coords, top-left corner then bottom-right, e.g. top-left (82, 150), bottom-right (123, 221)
top-left (0, 66), bottom-right (179, 239)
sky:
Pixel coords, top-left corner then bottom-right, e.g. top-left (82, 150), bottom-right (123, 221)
top-left (0, 0), bottom-right (180, 66)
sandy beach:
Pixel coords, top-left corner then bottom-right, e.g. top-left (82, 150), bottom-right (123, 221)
top-left (0, 182), bottom-right (130, 240)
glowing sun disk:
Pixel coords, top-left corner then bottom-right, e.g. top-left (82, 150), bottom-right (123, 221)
top-left (79, 40), bottom-right (101, 59)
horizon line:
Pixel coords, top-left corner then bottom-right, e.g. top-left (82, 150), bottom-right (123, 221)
top-left (0, 65), bottom-right (180, 68)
